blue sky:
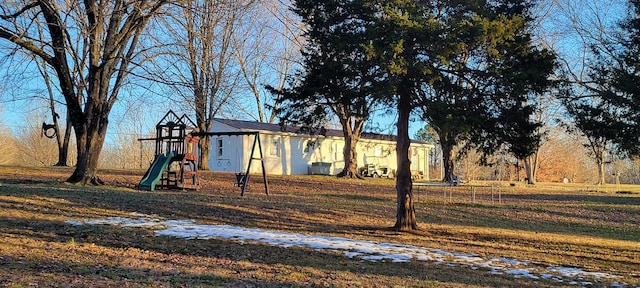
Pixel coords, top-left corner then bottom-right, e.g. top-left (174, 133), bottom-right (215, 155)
top-left (0, 72), bottom-right (424, 146)
top-left (2, 0), bottom-right (627, 147)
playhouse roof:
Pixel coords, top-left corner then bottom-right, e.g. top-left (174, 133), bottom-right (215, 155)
top-left (213, 118), bottom-right (431, 145)
top-left (157, 110), bottom-right (197, 129)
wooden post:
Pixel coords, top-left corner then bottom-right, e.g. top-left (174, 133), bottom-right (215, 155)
top-left (472, 186), bottom-right (476, 204)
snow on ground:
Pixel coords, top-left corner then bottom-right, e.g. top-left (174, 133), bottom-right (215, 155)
top-left (66, 213), bottom-right (626, 286)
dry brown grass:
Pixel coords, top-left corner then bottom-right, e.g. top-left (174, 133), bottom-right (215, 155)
top-left (0, 165), bottom-right (638, 287)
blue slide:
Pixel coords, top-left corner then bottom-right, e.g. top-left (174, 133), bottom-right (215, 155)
top-left (138, 152), bottom-right (174, 191)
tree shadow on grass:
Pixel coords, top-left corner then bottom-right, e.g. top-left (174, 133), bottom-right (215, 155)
top-left (505, 193), bottom-right (640, 205)
top-left (1, 181), bottom-right (390, 239)
top-left (2, 180), bottom-right (638, 286)
top-left (0, 178), bottom-right (60, 186)
top-left (320, 193), bottom-right (392, 203)
top-left (0, 251), bottom-right (264, 287)
top-left (0, 216), bottom-right (550, 288)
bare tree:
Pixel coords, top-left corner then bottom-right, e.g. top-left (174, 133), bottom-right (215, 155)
top-left (533, 0), bottom-right (626, 81)
top-left (0, 44), bottom-right (73, 166)
top-left (622, 157), bottom-right (640, 184)
top-left (519, 92), bottom-right (565, 185)
top-left (0, 119), bottom-right (18, 166)
top-left (0, 0), bottom-right (172, 184)
top-left (99, 123), bottom-right (154, 170)
top-left (537, 129), bottom-right (593, 183)
top-left (150, 0), bottom-right (256, 170)
top-left (34, 57), bottom-right (73, 166)
top-left (231, 0), bottom-right (303, 123)
top-left (533, 0), bottom-right (627, 185)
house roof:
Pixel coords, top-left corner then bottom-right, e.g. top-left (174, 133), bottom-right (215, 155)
top-left (213, 118), bottom-right (431, 145)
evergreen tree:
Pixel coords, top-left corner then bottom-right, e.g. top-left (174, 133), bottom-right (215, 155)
top-left (561, 0), bottom-right (640, 183)
top-left (421, 1), bottom-right (556, 185)
top-left (368, 0), bottom-right (555, 229)
top-left (274, 0), bottom-right (383, 178)
top-left (588, 0), bottom-right (640, 156)
top-left (280, 0), bottom-right (555, 230)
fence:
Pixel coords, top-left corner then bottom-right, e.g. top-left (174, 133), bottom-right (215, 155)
top-left (413, 183), bottom-right (502, 205)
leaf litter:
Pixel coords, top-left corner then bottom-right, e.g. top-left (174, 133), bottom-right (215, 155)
top-left (67, 213), bottom-right (629, 287)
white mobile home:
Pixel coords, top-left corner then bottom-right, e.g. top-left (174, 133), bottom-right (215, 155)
top-left (207, 119), bottom-right (433, 178)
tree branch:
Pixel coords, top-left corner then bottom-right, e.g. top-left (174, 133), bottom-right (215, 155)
top-left (0, 26), bottom-right (53, 63)
top-left (0, 2), bottom-right (39, 20)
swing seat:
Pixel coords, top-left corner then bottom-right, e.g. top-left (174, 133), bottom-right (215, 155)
top-left (235, 173), bottom-right (246, 187)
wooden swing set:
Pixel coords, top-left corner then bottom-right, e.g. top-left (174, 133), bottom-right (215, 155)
top-left (138, 110), bottom-right (268, 196)
top-left (191, 131), bottom-right (269, 196)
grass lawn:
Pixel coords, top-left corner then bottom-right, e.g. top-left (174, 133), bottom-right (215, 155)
top-left (0, 166), bottom-right (638, 287)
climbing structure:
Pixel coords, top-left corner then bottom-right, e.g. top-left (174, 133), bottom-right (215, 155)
top-left (139, 110), bottom-right (200, 191)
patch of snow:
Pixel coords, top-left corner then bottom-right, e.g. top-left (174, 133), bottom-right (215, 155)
top-left (66, 214), bottom-right (624, 285)
top-left (506, 268), bottom-right (539, 279)
top-left (547, 266), bottom-right (620, 280)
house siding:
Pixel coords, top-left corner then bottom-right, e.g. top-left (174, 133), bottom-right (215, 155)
top-left (207, 120), bottom-right (432, 179)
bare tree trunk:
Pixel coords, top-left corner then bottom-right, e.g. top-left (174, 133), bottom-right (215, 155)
top-left (522, 158), bottom-right (532, 184)
top-left (195, 83), bottom-right (211, 170)
top-left (440, 140), bottom-right (455, 183)
top-left (340, 136), bottom-right (360, 178)
top-left (197, 113), bottom-right (213, 171)
top-left (394, 90), bottom-right (417, 231)
top-left (50, 108), bottom-right (70, 167)
top-left (335, 106), bottom-right (365, 178)
top-left (57, 114), bottom-right (73, 166)
top-left (596, 150), bottom-right (606, 185)
top-left (199, 133), bottom-right (211, 171)
top-left (336, 123), bottom-right (363, 178)
top-left (522, 152), bottom-right (538, 185)
top-left (67, 111), bottom-right (108, 184)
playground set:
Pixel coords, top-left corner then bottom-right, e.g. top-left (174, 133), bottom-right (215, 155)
top-left (138, 110), bottom-right (268, 196)
top-left (138, 110), bottom-right (200, 191)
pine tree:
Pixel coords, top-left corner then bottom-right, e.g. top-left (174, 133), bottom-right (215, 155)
top-left (273, 0), bottom-right (383, 178)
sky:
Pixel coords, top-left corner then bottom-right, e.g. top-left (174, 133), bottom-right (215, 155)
top-left (0, 49), bottom-right (423, 146)
top-left (0, 0), bottom-right (628, 147)
top-left (0, 77), bottom-right (424, 147)
top-left (66, 213), bottom-right (626, 286)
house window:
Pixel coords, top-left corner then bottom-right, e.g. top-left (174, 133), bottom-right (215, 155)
top-left (304, 140), bottom-right (316, 153)
top-left (374, 146), bottom-right (382, 157)
top-left (217, 138), bottom-right (223, 158)
top-left (270, 137), bottom-right (280, 157)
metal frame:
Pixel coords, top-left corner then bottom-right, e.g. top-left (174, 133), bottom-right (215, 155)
top-left (192, 131), bottom-right (269, 196)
